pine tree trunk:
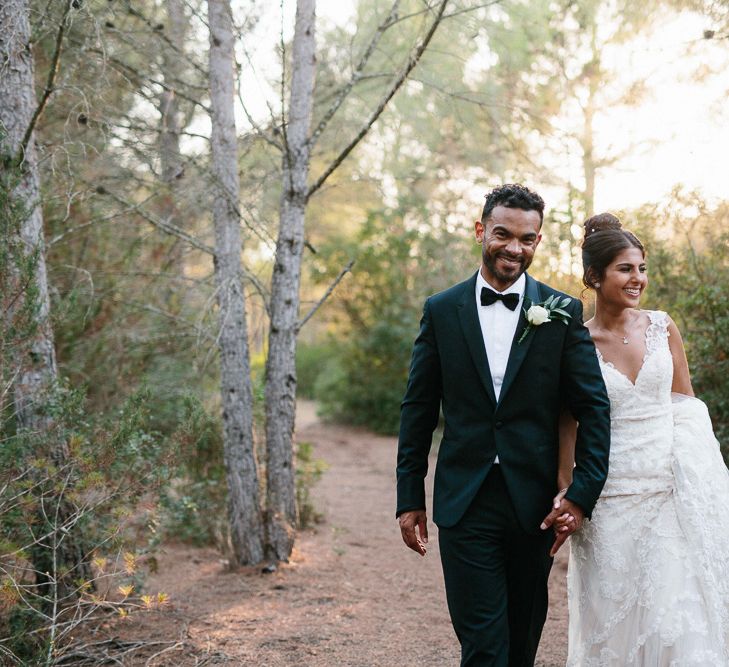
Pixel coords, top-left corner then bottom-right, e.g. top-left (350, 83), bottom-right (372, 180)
top-left (264, 0), bottom-right (317, 562)
top-left (1, 0), bottom-right (90, 606)
top-left (582, 23), bottom-right (600, 219)
top-left (582, 85), bottom-right (596, 218)
top-left (159, 0), bottom-right (186, 184)
top-left (1, 0), bottom-right (58, 432)
top-left (157, 0), bottom-right (188, 291)
top-left (208, 0), bottom-right (265, 566)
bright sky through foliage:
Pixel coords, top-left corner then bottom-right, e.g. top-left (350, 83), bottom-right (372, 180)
top-left (323, 3), bottom-right (728, 211)
top-left (584, 11), bottom-right (729, 211)
top-left (254, 2), bottom-right (728, 214)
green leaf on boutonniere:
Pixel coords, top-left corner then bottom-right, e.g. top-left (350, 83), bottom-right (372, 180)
top-left (517, 294), bottom-right (573, 344)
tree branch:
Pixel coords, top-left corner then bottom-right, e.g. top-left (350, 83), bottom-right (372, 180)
top-left (18, 0), bottom-right (74, 164)
top-left (124, 4), bottom-right (208, 78)
top-left (442, 2), bottom-right (501, 22)
top-left (308, 0), bottom-right (402, 149)
top-left (95, 188), bottom-right (270, 307)
top-left (81, 47), bottom-right (210, 114)
top-left (96, 187), bottom-right (214, 255)
top-left (279, 0), bottom-right (291, 168)
top-left (297, 260), bottom-right (354, 331)
top-left (237, 47), bottom-right (284, 151)
top-left (306, 0), bottom-right (450, 200)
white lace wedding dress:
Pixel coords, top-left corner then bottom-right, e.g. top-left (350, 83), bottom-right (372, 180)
top-left (567, 310), bottom-right (729, 666)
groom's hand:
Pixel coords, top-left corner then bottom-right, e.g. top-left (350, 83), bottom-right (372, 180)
top-left (398, 510), bottom-right (428, 556)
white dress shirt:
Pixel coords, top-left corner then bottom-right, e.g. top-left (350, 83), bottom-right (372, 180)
top-left (475, 271), bottom-right (525, 464)
top-left (475, 271), bottom-right (526, 401)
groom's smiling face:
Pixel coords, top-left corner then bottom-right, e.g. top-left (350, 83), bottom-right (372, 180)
top-left (475, 205), bottom-right (542, 291)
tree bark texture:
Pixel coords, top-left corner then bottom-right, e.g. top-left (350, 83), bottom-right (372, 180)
top-left (264, 0), bottom-right (317, 562)
top-left (208, 0), bottom-right (265, 566)
top-left (1, 0), bottom-right (92, 605)
top-left (1, 0), bottom-right (58, 432)
top-left (157, 0), bottom-right (189, 289)
top-left (159, 0), bottom-right (186, 184)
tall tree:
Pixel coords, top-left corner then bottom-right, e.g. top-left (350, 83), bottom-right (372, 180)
top-left (208, 0), bottom-right (265, 565)
top-left (1, 0), bottom-right (92, 605)
top-left (159, 0), bottom-right (188, 185)
top-left (264, 0), bottom-right (450, 561)
top-left (264, 0), bottom-right (318, 561)
top-left (1, 0), bottom-right (59, 435)
top-left (538, 0), bottom-right (662, 217)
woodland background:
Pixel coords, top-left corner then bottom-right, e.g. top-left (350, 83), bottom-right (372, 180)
top-left (1, 0), bottom-right (729, 663)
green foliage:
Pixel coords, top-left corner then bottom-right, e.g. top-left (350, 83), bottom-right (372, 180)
top-left (296, 344), bottom-right (334, 399)
top-left (159, 393), bottom-right (329, 542)
top-left (1, 154), bottom-right (42, 419)
top-left (308, 207), bottom-right (475, 434)
top-left (314, 323), bottom-right (414, 434)
top-left (631, 194), bottom-right (729, 453)
top-left (2, 605), bottom-right (45, 665)
top-left (0, 383), bottom-right (172, 663)
top-left (159, 396), bottom-right (228, 547)
top-left (295, 442), bottom-right (327, 529)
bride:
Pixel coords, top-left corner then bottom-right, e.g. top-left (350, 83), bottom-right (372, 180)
top-left (556, 213), bottom-right (729, 665)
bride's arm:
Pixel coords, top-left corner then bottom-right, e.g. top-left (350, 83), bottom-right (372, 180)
top-left (667, 316), bottom-right (694, 397)
top-left (558, 408), bottom-right (576, 492)
top-left (549, 410), bottom-right (577, 541)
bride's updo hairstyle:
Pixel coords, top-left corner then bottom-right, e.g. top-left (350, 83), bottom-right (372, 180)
top-left (581, 213), bottom-right (644, 289)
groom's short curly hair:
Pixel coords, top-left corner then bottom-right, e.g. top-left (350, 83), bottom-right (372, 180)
top-left (481, 184), bottom-right (545, 225)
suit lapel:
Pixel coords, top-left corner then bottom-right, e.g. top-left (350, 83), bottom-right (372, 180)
top-left (457, 272), bottom-right (497, 406)
top-left (498, 274), bottom-right (542, 406)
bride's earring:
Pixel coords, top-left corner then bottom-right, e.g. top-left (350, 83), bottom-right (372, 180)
top-left (594, 282), bottom-right (601, 288)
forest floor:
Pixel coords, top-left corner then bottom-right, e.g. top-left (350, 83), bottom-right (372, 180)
top-left (93, 401), bottom-right (569, 666)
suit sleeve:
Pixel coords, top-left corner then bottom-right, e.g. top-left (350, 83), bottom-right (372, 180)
top-left (396, 298), bottom-right (443, 517)
top-left (560, 299), bottom-right (611, 519)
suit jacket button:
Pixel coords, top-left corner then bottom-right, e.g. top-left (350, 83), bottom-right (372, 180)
top-left (495, 421), bottom-right (503, 429)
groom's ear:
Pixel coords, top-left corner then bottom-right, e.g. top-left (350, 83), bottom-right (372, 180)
top-left (475, 220), bottom-right (485, 242)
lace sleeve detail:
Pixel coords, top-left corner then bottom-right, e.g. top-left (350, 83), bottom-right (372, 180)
top-left (645, 310), bottom-right (669, 353)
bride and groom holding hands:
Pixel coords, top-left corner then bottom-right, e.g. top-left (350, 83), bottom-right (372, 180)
top-left (395, 184), bottom-right (729, 665)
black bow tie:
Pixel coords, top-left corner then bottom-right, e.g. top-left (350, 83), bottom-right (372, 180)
top-left (480, 287), bottom-right (519, 311)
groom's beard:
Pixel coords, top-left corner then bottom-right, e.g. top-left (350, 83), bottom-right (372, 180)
top-left (483, 251), bottom-right (530, 285)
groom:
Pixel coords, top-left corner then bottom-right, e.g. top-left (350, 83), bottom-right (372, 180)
top-left (396, 184), bottom-right (610, 666)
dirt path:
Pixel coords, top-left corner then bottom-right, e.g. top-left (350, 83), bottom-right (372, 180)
top-left (110, 402), bottom-right (569, 666)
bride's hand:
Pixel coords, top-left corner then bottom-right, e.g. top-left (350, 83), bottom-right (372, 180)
top-left (559, 499), bottom-right (584, 532)
top-left (542, 495), bottom-right (585, 556)
top-left (550, 488), bottom-right (575, 532)
top-left (552, 486), bottom-right (569, 510)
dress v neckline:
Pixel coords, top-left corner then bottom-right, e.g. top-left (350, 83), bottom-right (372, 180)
top-left (594, 313), bottom-right (656, 387)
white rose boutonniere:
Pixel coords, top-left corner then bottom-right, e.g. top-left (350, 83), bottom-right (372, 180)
top-left (527, 305), bottom-right (550, 326)
top-left (517, 294), bottom-right (572, 344)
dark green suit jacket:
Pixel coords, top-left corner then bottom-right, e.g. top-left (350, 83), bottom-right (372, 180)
top-left (396, 272), bottom-right (610, 533)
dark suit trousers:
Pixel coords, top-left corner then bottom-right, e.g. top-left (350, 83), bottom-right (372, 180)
top-left (438, 466), bottom-right (553, 667)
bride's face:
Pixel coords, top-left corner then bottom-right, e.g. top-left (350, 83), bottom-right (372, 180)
top-left (597, 247), bottom-right (647, 308)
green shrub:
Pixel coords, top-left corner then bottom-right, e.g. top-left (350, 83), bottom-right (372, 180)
top-left (296, 344), bottom-right (336, 399)
top-left (159, 396), bottom-right (228, 547)
top-left (308, 207), bottom-right (474, 434)
top-left (0, 384), bottom-right (171, 664)
top-left (632, 194), bottom-right (729, 456)
top-left (296, 442), bottom-right (327, 528)
top-left (313, 326), bottom-right (413, 434)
